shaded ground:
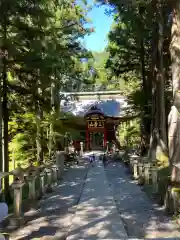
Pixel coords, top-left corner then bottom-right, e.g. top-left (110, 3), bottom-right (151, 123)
top-left (9, 159), bottom-right (89, 240)
top-left (7, 153), bottom-right (180, 239)
top-left (105, 161), bottom-right (180, 238)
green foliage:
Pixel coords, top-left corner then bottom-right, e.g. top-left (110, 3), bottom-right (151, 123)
top-left (119, 119), bottom-right (140, 147)
top-left (0, 0), bottom-right (95, 169)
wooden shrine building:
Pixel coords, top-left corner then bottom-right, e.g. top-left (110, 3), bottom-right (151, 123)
top-left (84, 106), bottom-right (120, 150)
top-left (60, 91), bottom-right (138, 151)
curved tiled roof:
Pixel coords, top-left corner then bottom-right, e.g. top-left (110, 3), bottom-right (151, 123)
top-left (61, 98), bottom-right (127, 118)
top-left (84, 106), bottom-right (104, 117)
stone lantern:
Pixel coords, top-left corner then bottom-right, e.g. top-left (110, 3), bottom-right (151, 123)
top-left (10, 164), bottom-right (25, 227)
top-left (144, 162), bottom-right (151, 184)
top-left (37, 163), bottom-right (46, 196)
top-left (80, 142), bottom-right (83, 156)
top-left (129, 154), bottom-right (140, 179)
top-left (56, 151), bottom-right (65, 180)
top-left (45, 165), bottom-right (53, 193)
top-left (51, 164), bottom-right (58, 186)
top-left (11, 164), bottom-right (24, 184)
top-left (24, 160), bottom-right (39, 200)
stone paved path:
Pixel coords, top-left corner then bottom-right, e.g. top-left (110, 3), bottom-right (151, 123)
top-left (67, 156), bottom-right (127, 240)
top-left (8, 152), bottom-right (180, 239)
top-left (105, 161), bottom-right (180, 238)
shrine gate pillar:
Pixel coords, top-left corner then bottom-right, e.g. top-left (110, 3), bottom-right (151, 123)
top-left (86, 129), bottom-right (89, 150)
top-left (104, 129), bottom-right (107, 147)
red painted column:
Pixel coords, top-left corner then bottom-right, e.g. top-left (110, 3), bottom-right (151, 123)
top-left (104, 128), bottom-right (107, 147)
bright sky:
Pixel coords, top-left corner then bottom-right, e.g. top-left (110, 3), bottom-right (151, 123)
top-left (83, 3), bottom-right (114, 52)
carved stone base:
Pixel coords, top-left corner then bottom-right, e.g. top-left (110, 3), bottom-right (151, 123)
top-left (53, 182), bottom-right (58, 186)
top-left (45, 185), bottom-right (53, 193)
top-left (133, 175), bottom-right (139, 180)
top-left (9, 216), bottom-right (24, 228)
top-left (138, 176), bottom-right (145, 185)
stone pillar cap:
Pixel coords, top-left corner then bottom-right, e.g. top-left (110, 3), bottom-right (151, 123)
top-left (0, 172), bottom-right (9, 179)
top-left (10, 165), bottom-right (24, 176)
top-left (24, 163), bottom-right (38, 176)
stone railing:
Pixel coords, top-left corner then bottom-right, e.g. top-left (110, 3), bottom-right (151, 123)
top-left (121, 152), bottom-right (158, 194)
top-left (0, 151), bottom-right (65, 228)
top-left (164, 163), bottom-right (180, 215)
top-left (121, 152), bottom-right (180, 214)
top-left (107, 149), bottom-right (180, 215)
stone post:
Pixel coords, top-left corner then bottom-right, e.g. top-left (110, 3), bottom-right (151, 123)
top-left (25, 161), bottom-right (38, 200)
top-left (129, 158), bottom-right (133, 169)
top-left (106, 141), bottom-right (109, 153)
top-left (169, 187), bottom-right (180, 214)
top-left (52, 164), bottom-right (58, 186)
top-left (138, 163), bottom-right (143, 177)
top-left (45, 167), bottom-right (53, 192)
top-left (130, 154), bottom-right (139, 171)
top-left (56, 151), bottom-right (65, 180)
top-left (39, 169), bottom-right (46, 195)
top-left (151, 166), bottom-right (158, 193)
top-left (144, 163), bottom-right (151, 184)
top-left (133, 160), bottom-right (138, 179)
top-left (10, 179), bottom-right (25, 227)
top-left (80, 142), bottom-right (83, 157)
top-left (28, 175), bottom-right (37, 200)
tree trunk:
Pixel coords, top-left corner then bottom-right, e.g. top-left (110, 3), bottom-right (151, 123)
top-left (149, 1), bottom-right (168, 163)
top-left (157, 1), bottom-right (167, 146)
top-left (148, 0), bottom-right (159, 160)
top-left (2, 8), bottom-right (9, 199)
top-left (36, 83), bottom-right (43, 163)
top-left (138, 8), bottom-right (152, 156)
top-left (169, 0), bottom-right (180, 181)
top-left (48, 80), bottom-right (55, 160)
top-left (0, 54), bottom-right (3, 173)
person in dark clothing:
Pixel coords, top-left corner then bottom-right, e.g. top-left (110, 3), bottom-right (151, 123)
top-left (89, 153), bottom-right (95, 166)
top-left (102, 153), bottom-right (107, 165)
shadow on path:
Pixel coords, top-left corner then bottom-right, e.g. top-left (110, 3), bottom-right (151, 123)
top-left (105, 161), bottom-right (180, 238)
top-left (9, 160), bottom-right (89, 240)
top-left (67, 159), bottom-right (127, 240)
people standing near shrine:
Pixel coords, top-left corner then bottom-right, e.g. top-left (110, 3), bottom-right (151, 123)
top-left (89, 153), bottom-right (95, 167)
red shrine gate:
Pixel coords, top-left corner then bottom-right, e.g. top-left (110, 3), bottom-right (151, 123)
top-left (84, 106), bottom-right (107, 150)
